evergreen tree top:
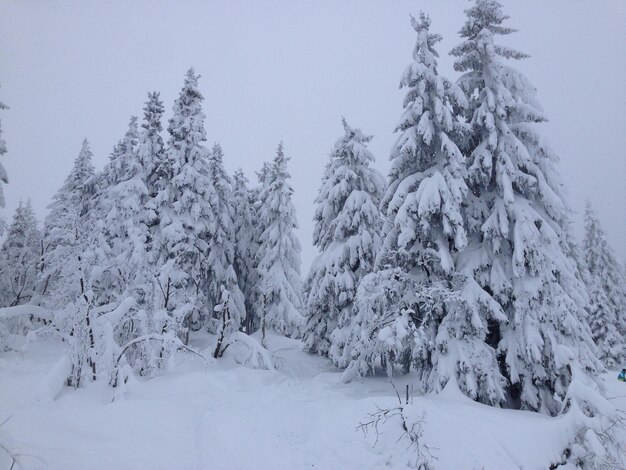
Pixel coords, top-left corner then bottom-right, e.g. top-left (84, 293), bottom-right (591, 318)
top-left (270, 142), bottom-right (291, 183)
top-left (458, 0), bottom-right (515, 39)
top-left (256, 161), bottom-right (272, 185)
top-left (275, 142), bottom-right (286, 164)
top-left (142, 92), bottom-right (164, 133)
top-left (209, 142), bottom-right (233, 190)
top-left (5, 199), bottom-right (38, 238)
top-left (123, 116), bottom-right (139, 148)
top-left (67, 139), bottom-right (95, 190)
top-left (583, 200), bottom-right (620, 274)
top-left (104, 116), bottom-right (139, 186)
top-left (338, 117), bottom-right (373, 147)
top-left (167, 68), bottom-right (207, 150)
top-left (233, 167), bottom-right (248, 185)
top-left (210, 142), bottom-right (225, 165)
top-left (451, 0), bottom-right (528, 73)
top-left (409, 12), bottom-right (442, 68)
top-left (180, 68), bottom-right (203, 102)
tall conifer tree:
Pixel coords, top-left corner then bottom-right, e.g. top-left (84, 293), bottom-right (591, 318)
top-left (232, 168), bottom-right (257, 333)
top-left (153, 69), bottom-right (214, 337)
top-left (582, 201), bottom-right (625, 368)
top-left (0, 200), bottom-right (41, 307)
top-left (39, 139), bottom-right (95, 307)
top-left (303, 119), bottom-right (384, 357)
top-left (256, 143), bottom-right (304, 337)
top-left (451, 0), bottom-right (602, 417)
top-left (205, 143), bottom-right (245, 351)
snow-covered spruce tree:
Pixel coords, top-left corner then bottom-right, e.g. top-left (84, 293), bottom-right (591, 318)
top-left (153, 68), bottom-right (214, 340)
top-left (378, 13), bottom-right (469, 275)
top-left (451, 0), bottom-right (606, 434)
top-left (125, 92), bottom-right (174, 373)
top-left (245, 161), bottom-right (273, 334)
top-left (232, 168), bottom-right (257, 333)
top-left (137, 92), bottom-right (166, 201)
top-left (0, 200), bottom-right (42, 307)
top-left (256, 143), bottom-right (304, 338)
top-left (303, 118), bottom-right (384, 358)
top-left (338, 16), bottom-right (508, 406)
top-left (87, 117), bottom-right (140, 310)
top-left (37, 140), bottom-right (100, 387)
top-left (582, 201), bottom-right (625, 368)
top-left (38, 139), bottom-right (95, 307)
top-left (205, 143), bottom-right (245, 356)
top-left (0, 91), bottom-right (7, 208)
top-left (89, 115), bottom-right (173, 379)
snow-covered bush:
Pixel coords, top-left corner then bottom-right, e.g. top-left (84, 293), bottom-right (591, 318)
top-left (335, 268), bottom-right (421, 382)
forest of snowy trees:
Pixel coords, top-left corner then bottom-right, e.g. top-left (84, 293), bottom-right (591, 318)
top-left (1, 0), bottom-right (625, 467)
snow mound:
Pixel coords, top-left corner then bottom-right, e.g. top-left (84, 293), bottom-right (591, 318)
top-left (0, 336), bottom-right (624, 469)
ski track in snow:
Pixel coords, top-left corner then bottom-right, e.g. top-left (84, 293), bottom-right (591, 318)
top-left (1, 334), bottom-right (625, 470)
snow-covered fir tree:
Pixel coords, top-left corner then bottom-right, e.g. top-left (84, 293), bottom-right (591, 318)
top-left (153, 68), bottom-right (214, 339)
top-left (451, 0), bottom-right (602, 418)
top-left (137, 92), bottom-right (166, 201)
top-left (336, 15), bottom-right (508, 406)
top-left (89, 114), bottom-right (171, 377)
top-left (87, 117), bottom-right (140, 307)
top-left (582, 201), bottom-right (625, 368)
top-left (245, 161), bottom-right (273, 333)
top-left (303, 118), bottom-right (384, 358)
top-left (232, 168), bottom-right (258, 333)
top-left (256, 143), bottom-right (304, 338)
top-left (0, 200), bottom-right (41, 307)
top-left (205, 143), bottom-right (245, 355)
top-left (37, 139), bottom-right (101, 386)
top-left (38, 139), bottom-right (95, 307)
top-left (378, 13), bottom-right (469, 275)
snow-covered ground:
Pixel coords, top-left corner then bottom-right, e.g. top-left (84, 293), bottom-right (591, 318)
top-left (1, 334), bottom-right (624, 470)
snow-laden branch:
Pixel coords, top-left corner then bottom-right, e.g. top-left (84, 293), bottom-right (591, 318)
top-left (0, 305), bottom-right (52, 322)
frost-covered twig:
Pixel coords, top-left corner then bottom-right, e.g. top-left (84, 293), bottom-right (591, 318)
top-left (357, 404), bottom-right (402, 445)
top-left (357, 373), bottom-right (434, 468)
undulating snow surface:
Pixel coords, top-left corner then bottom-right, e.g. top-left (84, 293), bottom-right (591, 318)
top-left (2, 334), bottom-right (624, 469)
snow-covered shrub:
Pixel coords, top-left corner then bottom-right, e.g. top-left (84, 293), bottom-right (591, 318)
top-left (335, 268), bottom-right (421, 382)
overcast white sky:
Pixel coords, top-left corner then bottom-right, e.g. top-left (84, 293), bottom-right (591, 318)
top-left (1, 0), bottom-right (625, 269)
